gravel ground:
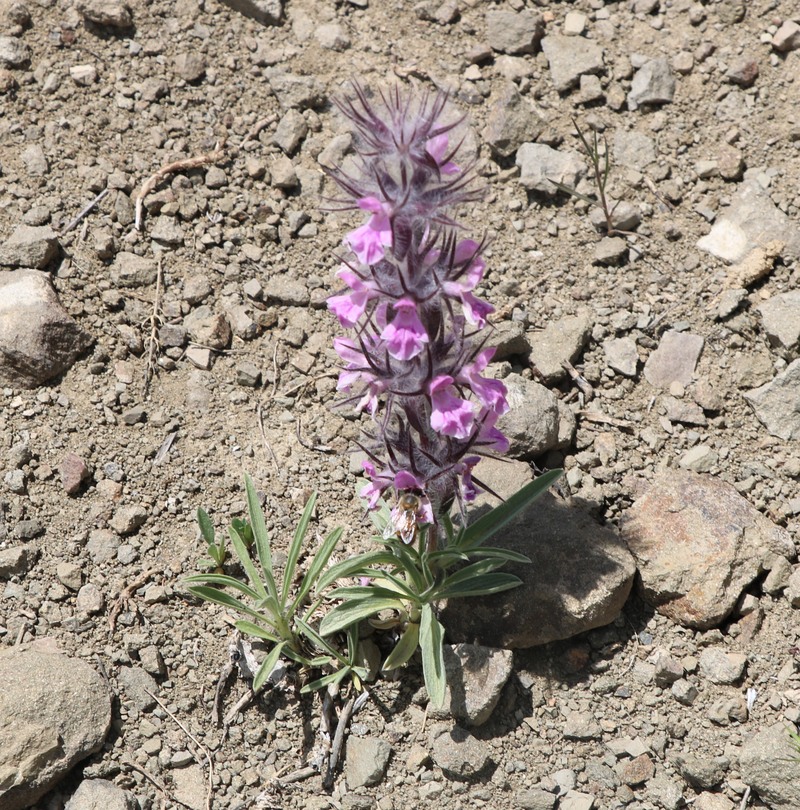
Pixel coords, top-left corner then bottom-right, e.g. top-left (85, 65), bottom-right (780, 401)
top-left (1, 0), bottom-right (800, 808)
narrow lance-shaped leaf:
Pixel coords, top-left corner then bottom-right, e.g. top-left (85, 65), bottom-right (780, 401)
top-left (293, 526), bottom-right (343, 613)
top-left (456, 469), bottom-right (562, 551)
top-left (319, 596), bottom-right (406, 636)
top-left (382, 621), bottom-right (420, 671)
top-left (253, 641), bottom-right (287, 692)
top-left (283, 491), bottom-right (317, 605)
top-left (420, 604), bottom-right (446, 709)
top-left (435, 572), bottom-right (523, 600)
top-left (244, 473), bottom-right (279, 603)
top-left (228, 523), bottom-right (269, 601)
top-left (197, 508), bottom-right (215, 545)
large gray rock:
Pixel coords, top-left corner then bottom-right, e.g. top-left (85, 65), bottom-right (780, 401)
top-left (432, 644), bottom-right (513, 727)
top-left (528, 311), bottom-right (593, 384)
top-left (621, 470), bottom-right (794, 629)
top-left (697, 180), bottom-right (800, 263)
top-left (516, 143), bottom-right (585, 196)
top-left (0, 641), bottom-right (112, 810)
top-left (431, 726), bottom-right (491, 778)
top-left (744, 359), bottom-right (800, 440)
top-left (0, 270), bottom-right (93, 388)
top-left (643, 330), bottom-right (704, 389)
top-left (757, 290), bottom-right (800, 358)
top-left (0, 36), bottom-right (31, 68)
top-left (441, 459), bottom-right (635, 648)
top-left (628, 57), bottom-right (675, 109)
top-left (218, 0), bottom-right (282, 25)
top-left (482, 82), bottom-right (544, 159)
top-left (541, 34), bottom-right (604, 93)
top-left (497, 374), bottom-right (560, 459)
top-left (0, 225), bottom-right (60, 269)
top-left (740, 723), bottom-right (800, 808)
top-left (345, 736), bottom-right (392, 788)
top-left (485, 9), bottom-right (543, 55)
top-left (76, 0), bottom-right (133, 29)
top-left (65, 779), bottom-right (139, 810)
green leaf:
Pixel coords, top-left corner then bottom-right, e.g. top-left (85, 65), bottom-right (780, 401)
top-left (436, 572), bottom-right (523, 600)
top-left (253, 641), bottom-right (286, 692)
top-left (326, 584), bottom-right (408, 602)
top-left (234, 619), bottom-right (280, 643)
top-left (367, 569), bottom-right (420, 602)
top-left (382, 621), bottom-right (420, 671)
top-left (420, 604), bottom-right (446, 709)
top-left (294, 526), bottom-right (343, 610)
top-left (183, 573), bottom-right (261, 601)
top-left (384, 542), bottom-right (427, 592)
top-left (197, 508), bottom-right (215, 545)
top-left (228, 524), bottom-right (269, 601)
top-left (283, 491), bottom-right (316, 605)
top-left (467, 547), bottom-right (531, 564)
top-left (426, 548), bottom-right (470, 567)
top-left (432, 558), bottom-right (499, 591)
top-left (244, 474), bottom-right (279, 603)
top-left (319, 596), bottom-right (405, 636)
top-left (300, 667), bottom-right (349, 694)
top-left (456, 469), bottom-right (562, 551)
top-left (185, 585), bottom-right (269, 623)
top-left (315, 550), bottom-right (399, 592)
top-left (295, 617), bottom-right (347, 664)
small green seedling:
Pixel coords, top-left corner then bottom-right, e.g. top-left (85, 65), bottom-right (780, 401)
top-left (550, 118), bottom-right (629, 238)
top-left (196, 507), bottom-right (227, 573)
top-left (186, 474), bottom-right (366, 693)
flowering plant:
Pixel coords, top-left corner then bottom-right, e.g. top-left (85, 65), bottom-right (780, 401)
top-left (187, 85), bottom-right (561, 716)
top-left (322, 84), bottom-right (562, 704)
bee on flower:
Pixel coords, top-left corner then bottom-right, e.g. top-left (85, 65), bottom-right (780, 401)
top-left (385, 491), bottom-right (434, 545)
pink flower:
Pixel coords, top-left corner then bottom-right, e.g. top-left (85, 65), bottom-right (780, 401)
top-left (426, 134), bottom-right (459, 175)
top-left (457, 456), bottom-right (482, 502)
top-left (394, 470), bottom-right (424, 490)
top-left (359, 460), bottom-right (393, 508)
top-left (429, 375), bottom-right (476, 439)
top-left (380, 298), bottom-right (429, 360)
top-left (475, 411), bottom-right (509, 454)
top-left (328, 267), bottom-right (376, 327)
top-left (460, 291), bottom-right (494, 328)
top-left (344, 196), bottom-right (392, 265)
top-left (453, 239), bottom-right (486, 289)
top-left (458, 349), bottom-right (509, 415)
top-left (334, 337), bottom-right (384, 413)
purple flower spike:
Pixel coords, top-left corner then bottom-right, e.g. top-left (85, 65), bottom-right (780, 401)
top-left (325, 84), bottom-right (510, 538)
top-left (429, 376), bottom-right (476, 440)
top-left (381, 298), bottom-right (428, 360)
top-left (458, 349), bottom-right (509, 415)
top-left (426, 134), bottom-right (459, 175)
top-left (344, 197), bottom-right (392, 265)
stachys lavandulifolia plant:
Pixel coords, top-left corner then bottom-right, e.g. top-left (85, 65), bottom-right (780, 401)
top-left (325, 84), bottom-right (511, 550)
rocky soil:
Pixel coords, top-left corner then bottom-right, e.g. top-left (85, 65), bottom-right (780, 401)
top-left (1, 0), bottom-right (800, 809)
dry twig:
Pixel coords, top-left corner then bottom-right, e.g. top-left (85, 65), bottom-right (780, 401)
top-left (146, 689), bottom-right (215, 810)
top-left (256, 403), bottom-right (280, 472)
top-left (143, 256), bottom-right (164, 399)
top-left (108, 568), bottom-right (158, 632)
top-left (561, 360), bottom-right (594, 402)
top-left (135, 141), bottom-right (227, 231)
top-left (61, 188), bottom-right (110, 234)
top-left (323, 695), bottom-right (356, 790)
top-left (577, 410), bottom-right (636, 432)
top-left (122, 756), bottom-right (197, 810)
top-left (242, 115), bottom-right (277, 146)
